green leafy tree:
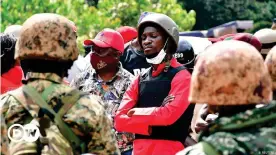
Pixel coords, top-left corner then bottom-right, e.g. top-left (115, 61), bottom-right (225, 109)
top-left (180, 0), bottom-right (275, 32)
top-left (1, 0), bottom-right (195, 54)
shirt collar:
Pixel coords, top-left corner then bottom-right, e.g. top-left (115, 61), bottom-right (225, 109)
top-left (25, 72), bottom-right (63, 83)
top-left (152, 58), bottom-right (179, 77)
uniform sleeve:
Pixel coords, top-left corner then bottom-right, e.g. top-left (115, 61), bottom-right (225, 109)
top-left (70, 95), bottom-right (120, 155)
top-left (0, 95), bottom-right (8, 155)
top-left (0, 114), bottom-right (9, 155)
top-left (122, 70), bottom-right (191, 126)
top-left (0, 94), bottom-right (28, 155)
top-left (114, 76), bottom-right (150, 135)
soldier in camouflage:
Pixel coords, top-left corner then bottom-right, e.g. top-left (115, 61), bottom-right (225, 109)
top-left (265, 46), bottom-right (276, 99)
top-left (0, 13), bottom-right (119, 155)
top-left (177, 40), bottom-right (276, 155)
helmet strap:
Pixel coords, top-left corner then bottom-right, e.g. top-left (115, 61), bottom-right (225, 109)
top-left (164, 37), bottom-right (172, 72)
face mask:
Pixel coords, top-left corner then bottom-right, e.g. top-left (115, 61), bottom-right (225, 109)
top-left (146, 38), bottom-right (169, 64)
top-left (90, 53), bottom-right (118, 70)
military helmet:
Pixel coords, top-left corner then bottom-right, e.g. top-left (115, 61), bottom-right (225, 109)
top-left (254, 28), bottom-right (276, 56)
top-left (189, 40), bottom-right (272, 105)
top-left (137, 13), bottom-right (179, 50)
top-left (174, 38), bottom-right (195, 72)
top-left (265, 46), bottom-right (276, 90)
top-left (15, 13), bottom-right (78, 61)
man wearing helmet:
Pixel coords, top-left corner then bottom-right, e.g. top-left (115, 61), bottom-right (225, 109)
top-left (177, 40), bottom-right (276, 155)
top-left (192, 33), bottom-right (263, 136)
top-left (254, 28), bottom-right (276, 59)
top-left (115, 13), bottom-right (193, 155)
top-left (265, 46), bottom-right (276, 99)
top-left (119, 12), bottom-right (153, 76)
top-left (0, 13), bottom-right (119, 155)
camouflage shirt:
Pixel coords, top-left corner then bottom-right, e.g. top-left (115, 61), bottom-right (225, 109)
top-left (178, 101), bottom-right (276, 155)
top-left (0, 72), bottom-right (119, 155)
top-left (71, 63), bottom-right (135, 153)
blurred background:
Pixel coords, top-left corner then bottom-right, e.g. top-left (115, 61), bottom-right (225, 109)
top-left (1, 0), bottom-right (275, 54)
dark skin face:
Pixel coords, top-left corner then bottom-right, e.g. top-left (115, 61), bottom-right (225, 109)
top-left (141, 26), bottom-right (166, 56)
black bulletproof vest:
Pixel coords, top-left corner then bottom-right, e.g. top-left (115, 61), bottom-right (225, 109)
top-left (135, 66), bottom-right (195, 145)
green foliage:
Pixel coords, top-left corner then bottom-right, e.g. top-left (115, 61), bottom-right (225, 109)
top-left (181, 0), bottom-right (276, 32)
top-left (1, 0), bottom-right (195, 55)
top-left (246, 0), bottom-right (276, 33)
top-left (100, 0), bottom-right (196, 31)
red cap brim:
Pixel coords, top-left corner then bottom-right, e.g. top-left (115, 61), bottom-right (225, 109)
top-left (83, 39), bottom-right (111, 49)
top-left (91, 39), bottom-right (111, 48)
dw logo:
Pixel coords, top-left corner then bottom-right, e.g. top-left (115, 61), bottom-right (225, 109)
top-left (7, 123), bottom-right (40, 142)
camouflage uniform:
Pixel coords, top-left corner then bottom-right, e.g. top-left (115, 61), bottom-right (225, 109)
top-left (265, 46), bottom-right (276, 90)
top-left (265, 46), bottom-right (276, 99)
top-left (177, 40), bottom-right (275, 155)
top-left (178, 101), bottom-right (276, 155)
top-left (0, 13), bottom-right (119, 155)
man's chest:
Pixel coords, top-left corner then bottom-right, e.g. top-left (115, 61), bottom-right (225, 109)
top-left (79, 78), bottom-right (129, 114)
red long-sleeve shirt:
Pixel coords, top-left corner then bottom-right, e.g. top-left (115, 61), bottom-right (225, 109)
top-left (115, 58), bottom-right (191, 155)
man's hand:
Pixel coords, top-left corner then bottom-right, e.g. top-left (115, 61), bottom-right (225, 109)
top-left (127, 109), bottom-right (135, 117)
top-left (126, 95), bottom-right (175, 117)
top-left (161, 95), bottom-right (175, 107)
top-left (194, 104), bottom-right (218, 133)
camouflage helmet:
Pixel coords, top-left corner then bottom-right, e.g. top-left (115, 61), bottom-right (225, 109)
top-left (15, 13), bottom-right (78, 61)
top-left (264, 46), bottom-right (276, 90)
top-left (137, 13), bottom-right (179, 50)
top-left (189, 40), bottom-right (272, 105)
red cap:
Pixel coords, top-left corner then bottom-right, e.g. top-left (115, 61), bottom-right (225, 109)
top-left (84, 28), bottom-right (124, 53)
top-left (117, 26), bottom-right (138, 44)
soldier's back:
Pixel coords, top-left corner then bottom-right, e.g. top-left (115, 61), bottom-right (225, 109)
top-left (0, 72), bottom-right (119, 155)
top-left (178, 101), bottom-right (276, 155)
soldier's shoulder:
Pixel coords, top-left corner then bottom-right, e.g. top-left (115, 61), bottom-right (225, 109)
top-left (209, 102), bottom-right (276, 132)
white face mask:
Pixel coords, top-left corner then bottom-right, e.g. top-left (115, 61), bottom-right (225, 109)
top-left (146, 39), bottom-right (169, 64)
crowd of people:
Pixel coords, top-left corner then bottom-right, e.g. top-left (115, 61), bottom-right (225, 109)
top-left (0, 11), bottom-right (276, 155)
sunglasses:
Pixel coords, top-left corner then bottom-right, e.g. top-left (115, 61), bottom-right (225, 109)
top-left (91, 45), bottom-right (120, 57)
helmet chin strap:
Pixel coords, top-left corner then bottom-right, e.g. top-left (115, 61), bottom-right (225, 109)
top-left (146, 38), bottom-right (169, 65)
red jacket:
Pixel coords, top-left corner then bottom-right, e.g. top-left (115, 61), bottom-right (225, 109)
top-left (115, 58), bottom-right (191, 155)
top-left (1, 66), bottom-right (23, 94)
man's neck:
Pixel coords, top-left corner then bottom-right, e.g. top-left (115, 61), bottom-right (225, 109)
top-left (96, 67), bottom-right (118, 82)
